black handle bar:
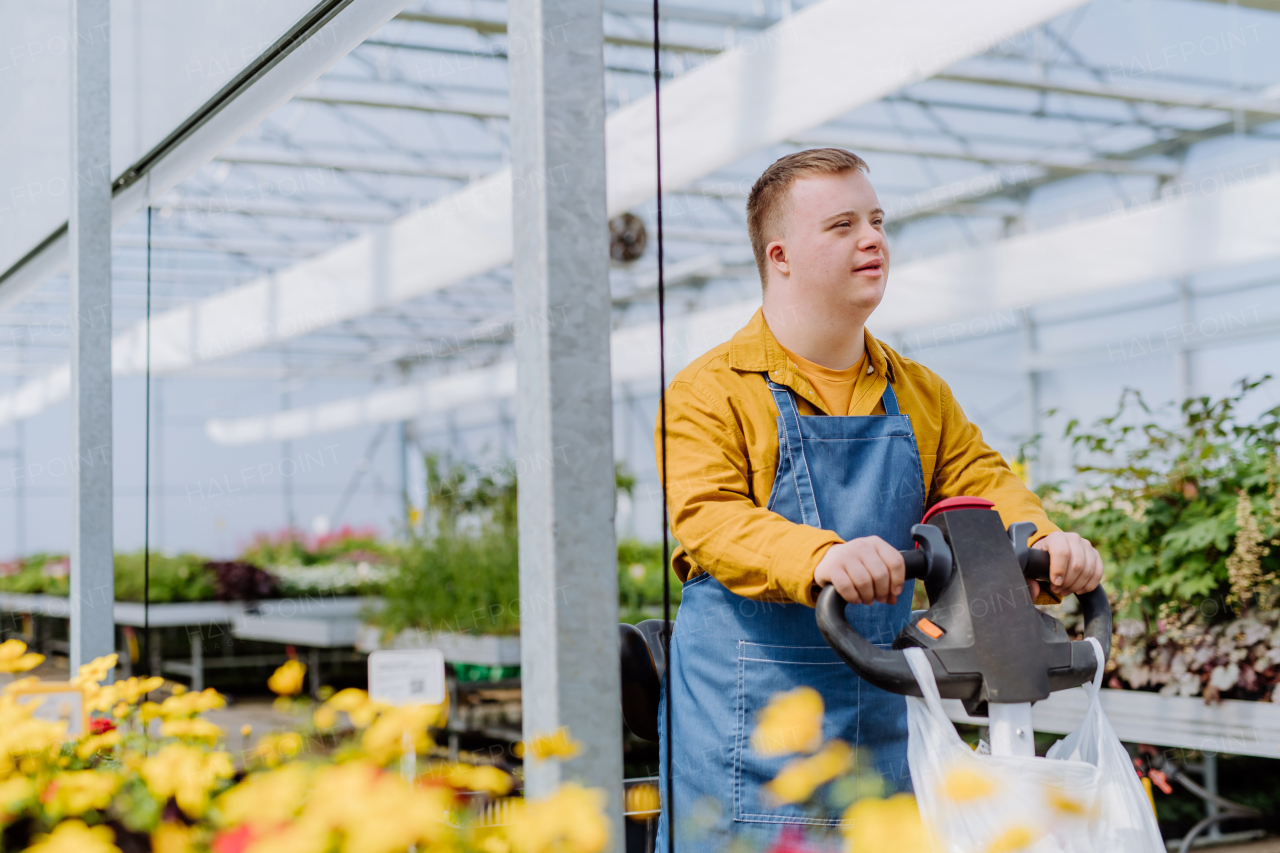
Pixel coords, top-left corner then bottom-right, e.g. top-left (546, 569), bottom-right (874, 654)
top-left (816, 582), bottom-right (1112, 700)
top-left (901, 542), bottom-right (1051, 582)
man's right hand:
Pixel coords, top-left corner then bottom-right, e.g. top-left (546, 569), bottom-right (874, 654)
top-left (813, 536), bottom-right (905, 605)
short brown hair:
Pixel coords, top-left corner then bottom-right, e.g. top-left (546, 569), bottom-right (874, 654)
top-left (746, 148), bottom-right (869, 284)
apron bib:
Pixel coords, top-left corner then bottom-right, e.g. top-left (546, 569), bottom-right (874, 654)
top-left (658, 378), bottom-right (925, 847)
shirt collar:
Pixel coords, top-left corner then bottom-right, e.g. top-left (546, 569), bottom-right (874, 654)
top-left (728, 307), bottom-right (895, 384)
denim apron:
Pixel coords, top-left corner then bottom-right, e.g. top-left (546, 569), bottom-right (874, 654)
top-left (657, 377), bottom-right (925, 848)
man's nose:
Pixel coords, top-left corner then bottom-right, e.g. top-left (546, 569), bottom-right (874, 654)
top-left (857, 224), bottom-right (882, 252)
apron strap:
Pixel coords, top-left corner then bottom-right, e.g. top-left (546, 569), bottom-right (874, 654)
top-left (765, 378), bottom-right (823, 529)
top-left (881, 380), bottom-right (901, 416)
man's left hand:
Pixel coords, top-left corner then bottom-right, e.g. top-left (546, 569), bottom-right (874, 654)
top-left (1027, 531), bottom-right (1103, 600)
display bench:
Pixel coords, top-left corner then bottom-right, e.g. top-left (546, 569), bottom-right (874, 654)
top-left (944, 687), bottom-right (1280, 758)
top-left (0, 593), bottom-right (380, 694)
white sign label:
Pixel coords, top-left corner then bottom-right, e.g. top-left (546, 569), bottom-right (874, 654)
top-left (368, 649), bottom-right (446, 706)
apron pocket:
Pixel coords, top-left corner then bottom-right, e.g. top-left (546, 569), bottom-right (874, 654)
top-left (734, 642), bottom-right (862, 826)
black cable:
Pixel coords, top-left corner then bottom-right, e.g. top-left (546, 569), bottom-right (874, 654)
top-left (143, 207), bottom-right (152, 682)
top-left (652, 4), bottom-right (673, 851)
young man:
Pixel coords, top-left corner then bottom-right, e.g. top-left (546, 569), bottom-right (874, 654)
top-left (654, 149), bottom-right (1102, 845)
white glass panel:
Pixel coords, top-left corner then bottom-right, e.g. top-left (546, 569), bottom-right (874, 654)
top-left (0, 0), bottom-right (322, 276)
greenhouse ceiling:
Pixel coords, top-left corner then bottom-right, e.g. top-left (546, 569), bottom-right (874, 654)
top-left (2, 0), bottom-right (1280, 445)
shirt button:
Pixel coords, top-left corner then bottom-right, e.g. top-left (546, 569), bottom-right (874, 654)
top-left (866, 365), bottom-right (874, 374)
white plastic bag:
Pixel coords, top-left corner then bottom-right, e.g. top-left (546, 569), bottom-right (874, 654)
top-left (903, 640), bottom-right (1163, 853)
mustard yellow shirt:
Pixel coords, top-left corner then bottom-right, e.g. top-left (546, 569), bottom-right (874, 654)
top-left (777, 344), bottom-right (873, 417)
top-left (655, 308), bottom-right (1058, 607)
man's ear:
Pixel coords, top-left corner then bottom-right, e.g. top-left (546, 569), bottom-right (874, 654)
top-left (767, 241), bottom-right (789, 278)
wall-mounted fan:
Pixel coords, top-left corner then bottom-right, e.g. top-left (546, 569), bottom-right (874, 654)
top-left (609, 212), bottom-right (647, 263)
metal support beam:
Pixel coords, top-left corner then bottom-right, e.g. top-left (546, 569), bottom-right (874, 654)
top-left (68, 0), bottom-right (115, 675)
top-left (936, 70), bottom-right (1280, 120)
top-left (509, 0), bottom-right (623, 841)
top-left (1177, 279), bottom-right (1194, 402)
top-left (1022, 311), bottom-right (1042, 487)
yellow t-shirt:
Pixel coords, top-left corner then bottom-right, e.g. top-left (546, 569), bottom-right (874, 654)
top-left (778, 344), bottom-right (881, 416)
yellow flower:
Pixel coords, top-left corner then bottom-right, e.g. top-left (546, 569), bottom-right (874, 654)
top-left (216, 763), bottom-right (313, 827)
top-left (445, 763), bottom-right (514, 795)
top-left (42, 770), bottom-right (121, 817)
top-left (625, 784), bottom-right (660, 821)
top-left (0, 698), bottom-right (66, 774)
top-left (141, 744), bottom-right (235, 817)
top-left (160, 718), bottom-right (223, 742)
top-left (842, 793), bottom-right (931, 853)
top-left (72, 655), bottom-right (118, 688)
top-left (240, 724), bottom-right (253, 738)
top-left (0, 639), bottom-right (44, 673)
top-left (750, 687), bottom-right (824, 756)
top-left (314, 705), bottom-right (338, 731)
top-left (139, 702), bottom-right (163, 723)
top-left (505, 783), bottom-right (609, 853)
top-left (300, 761), bottom-right (455, 853)
top-left (75, 731), bottom-right (121, 759)
top-left (25, 820), bottom-right (120, 853)
top-left (268, 660), bottom-right (307, 696)
top-left (0, 775), bottom-right (34, 825)
top-left (83, 684), bottom-right (119, 714)
top-left (525, 728), bottom-right (582, 761)
top-left (158, 688), bottom-right (226, 718)
top-left (987, 825), bottom-right (1038, 853)
top-left (765, 740), bottom-right (853, 805)
top-left (361, 704), bottom-right (439, 765)
top-left (1010, 458), bottom-right (1028, 484)
top-left (242, 819), bottom-right (332, 853)
top-left (3, 676), bottom-right (40, 694)
top-left (325, 688), bottom-right (383, 728)
top-left (113, 676), bottom-right (164, 705)
top-left (151, 822), bottom-right (195, 853)
top-left (942, 765), bottom-right (997, 802)
top-left (249, 732), bottom-right (304, 768)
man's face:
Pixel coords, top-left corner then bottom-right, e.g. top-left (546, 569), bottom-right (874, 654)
top-left (765, 170), bottom-right (888, 316)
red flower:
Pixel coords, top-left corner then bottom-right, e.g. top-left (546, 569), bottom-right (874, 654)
top-left (89, 717), bottom-right (117, 734)
top-left (211, 826), bottom-right (256, 853)
top-left (767, 826), bottom-right (812, 853)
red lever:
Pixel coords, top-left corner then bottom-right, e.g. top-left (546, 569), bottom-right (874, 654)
top-left (921, 495), bottom-right (995, 524)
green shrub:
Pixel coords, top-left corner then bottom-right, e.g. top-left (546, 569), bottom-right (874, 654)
top-left (0, 552), bottom-right (216, 602)
top-left (374, 454), bottom-right (682, 635)
top-left (618, 538), bottom-right (682, 623)
top-left (114, 551), bottom-right (216, 602)
top-left (379, 529), bottom-right (522, 635)
top-left (1041, 376), bottom-right (1280, 620)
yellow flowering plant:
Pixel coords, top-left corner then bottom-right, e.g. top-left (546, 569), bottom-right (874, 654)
top-left (0, 647), bottom-right (612, 853)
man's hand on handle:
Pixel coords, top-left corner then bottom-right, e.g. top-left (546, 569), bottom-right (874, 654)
top-left (813, 536), bottom-right (905, 605)
top-left (1027, 530), bottom-right (1104, 600)
top-left (814, 530), bottom-right (1103, 605)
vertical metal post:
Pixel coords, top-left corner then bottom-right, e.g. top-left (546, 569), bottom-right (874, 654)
top-left (1176, 278), bottom-right (1193, 403)
top-left (189, 630), bottom-right (204, 692)
top-left (14, 414), bottom-right (25, 558)
top-left (1021, 311), bottom-right (1041, 487)
top-left (282, 390), bottom-right (295, 530)
top-left (398, 420), bottom-right (410, 527)
top-left (155, 378), bottom-right (165, 549)
top-left (69, 0), bottom-right (114, 675)
top-left (1203, 752), bottom-right (1221, 840)
top-left (509, 0), bottom-right (623, 841)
